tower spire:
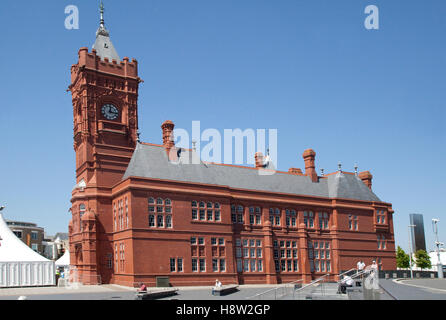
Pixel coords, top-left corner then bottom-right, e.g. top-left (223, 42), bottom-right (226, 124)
top-left (92, 0), bottom-right (120, 61)
top-left (100, 1), bottom-right (105, 28)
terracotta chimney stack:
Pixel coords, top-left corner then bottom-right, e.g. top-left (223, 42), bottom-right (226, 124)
top-left (161, 120), bottom-right (175, 149)
top-left (302, 149), bottom-right (318, 182)
top-left (359, 171), bottom-right (373, 190)
top-left (255, 152), bottom-right (264, 168)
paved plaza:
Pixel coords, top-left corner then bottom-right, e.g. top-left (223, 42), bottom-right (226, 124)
top-left (0, 279), bottom-right (445, 300)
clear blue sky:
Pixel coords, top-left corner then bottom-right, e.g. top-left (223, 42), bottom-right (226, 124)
top-left (0, 0), bottom-right (444, 254)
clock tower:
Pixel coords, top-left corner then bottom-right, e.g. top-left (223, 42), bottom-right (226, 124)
top-left (69, 4), bottom-right (141, 188)
top-left (68, 3), bottom-right (142, 284)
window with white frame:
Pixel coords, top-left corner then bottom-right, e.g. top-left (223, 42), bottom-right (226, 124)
top-left (193, 201), bottom-right (221, 222)
top-left (148, 197), bottom-right (172, 228)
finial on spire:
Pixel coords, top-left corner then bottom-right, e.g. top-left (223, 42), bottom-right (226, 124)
top-left (321, 168), bottom-right (324, 176)
top-left (354, 163), bottom-right (358, 176)
top-left (100, 1), bottom-right (105, 28)
top-left (338, 162), bottom-right (342, 172)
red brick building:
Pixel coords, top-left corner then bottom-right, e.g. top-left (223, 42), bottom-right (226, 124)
top-left (68, 10), bottom-right (396, 287)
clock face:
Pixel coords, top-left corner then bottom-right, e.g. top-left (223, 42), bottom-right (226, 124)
top-left (101, 104), bottom-right (119, 120)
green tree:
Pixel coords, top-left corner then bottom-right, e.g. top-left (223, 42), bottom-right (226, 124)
top-left (415, 250), bottom-right (432, 270)
top-left (396, 246), bottom-right (410, 269)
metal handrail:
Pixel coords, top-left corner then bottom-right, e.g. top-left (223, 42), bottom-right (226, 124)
top-left (295, 274), bottom-right (330, 292)
top-left (337, 268), bottom-right (356, 280)
top-left (246, 279), bottom-right (304, 300)
top-left (293, 274), bottom-right (330, 300)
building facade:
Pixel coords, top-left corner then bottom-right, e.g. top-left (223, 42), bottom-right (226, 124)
top-left (6, 220), bottom-right (45, 255)
top-left (68, 9), bottom-right (396, 287)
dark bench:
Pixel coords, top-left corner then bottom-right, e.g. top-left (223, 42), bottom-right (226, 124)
top-left (212, 285), bottom-right (239, 296)
top-left (135, 288), bottom-right (179, 300)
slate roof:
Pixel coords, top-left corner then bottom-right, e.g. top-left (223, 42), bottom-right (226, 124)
top-left (122, 143), bottom-right (382, 202)
top-left (92, 23), bottom-right (120, 61)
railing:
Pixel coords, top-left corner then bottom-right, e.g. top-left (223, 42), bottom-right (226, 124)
top-left (294, 274), bottom-right (330, 300)
top-left (337, 268), bottom-right (357, 281)
top-left (246, 279), bottom-right (304, 300)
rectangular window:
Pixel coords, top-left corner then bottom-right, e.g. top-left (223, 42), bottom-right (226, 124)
top-left (13, 231), bottom-right (22, 239)
top-left (192, 258), bottom-right (198, 272)
top-left (244, 248), bottom-right (249, 258)
top-left (275, 260), bottom-right (280, 272)
top-left (177, 258), bottom-right (183, 272)
top-left (148, 215), bottom-right (155, 227)
top-left (166, 215), bottom-right (172, 228)
top-left (275, 216), bottom-right (280, 226)
top-left (236, 239), bottom-right (241, 247)
top-left (170, 258), bottom-right (176, 272)
top-left (220, 259), bottom-right (226, 272)
top-left (190, 237), bottom-right (197, 245)
top-left (199, 210), bottom-right (206, 221)
top-left (293, 260), bottom-right (299, 272)
top-left (281, 260), bottom-right (286, 272)
top-left (236, 247), bottom-right (242, 258)
top-left (218, 238), bottom-right (224, 245)
top-left (215, 210), bottom-right (221, 221)
top-left (293, 250), bottom-right (298, 258)
top-left (256, 215), bottom-right (261, 225)
top-left (249, 239), bottom-right (255, 247)
top-left (250, 248), bottom-right (256, 258)
top-left (257, 249), bottom-right (262, 258)
top-left (237, 259), bottom-right (243, 272)
top-left (326, 260), bottom-right (331, 272)
top-left (231, 213), bottom-right (237, 223)
top-left (257, 260), bottom-right (263, 272)
top-left (198, 237), bottom-right (204, 245)
top-left (287, 260), bottom-right (292, 272)
top-left (250, 260), bottom-right (256, 272)
top-left (212, 259), bottom-right (218, 272)
top-left (321, 260), bottom-right (325, 272)
top-left (207, 210), bottom-right (213, 221)
top-left (211, 238), bottom-right (217, 245)
top-left (192, 209), bottom-right (198, 220)
top-left (31, 232), bottom-right (38, 240)
top-left (199, 259), bottom-right (206, 272)
top-left (31, 243), bottom-right (38, 252)
top-left (244, 260), bottom-right (249, 272)
top-left (249, 214), bottom-right (254, 225)
top-left (157, 215), bottom-right (164, 227)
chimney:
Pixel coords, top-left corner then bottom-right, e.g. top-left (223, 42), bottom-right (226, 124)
top-left (359, 171), bottom-right (373, 190)
top-left (288, 168), bottom-right (303, 175)
top-left (161, 120), bottom-right (175, 149)
top-left (161, 120), bottom-right (177, 161)
top-left (255, 152), bottom-right (264, 168)
top-left (302, 149), bottom-right (318, 182)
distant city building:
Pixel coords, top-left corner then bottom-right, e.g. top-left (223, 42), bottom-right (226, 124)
top-left (410, 214), bottom-right (426, 252)
top-left (5, 219), bottom-right (45, 255)
top-left (43, 232), bottom-right (69, 260)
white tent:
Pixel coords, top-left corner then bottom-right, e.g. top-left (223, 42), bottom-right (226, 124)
top-left (55, 250), bottom-right (70, 267)
top-left (0, 213), bottom-right (55, 287)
